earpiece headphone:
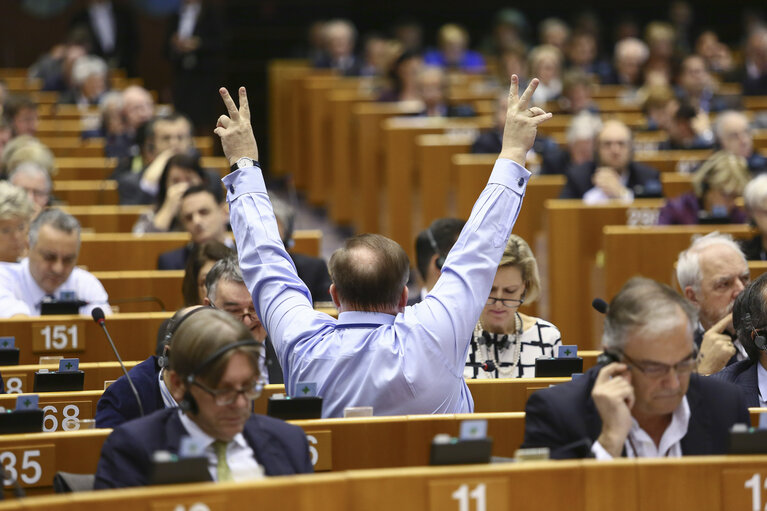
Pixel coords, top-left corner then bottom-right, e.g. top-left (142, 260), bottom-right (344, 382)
top-left (158, 306), bottom-right (212, 368)
top-left (425, 227), bottom-right (445, 270)
top-left (179, 339), bottom-right (261, 415)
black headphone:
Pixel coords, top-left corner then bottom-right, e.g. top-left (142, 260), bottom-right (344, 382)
top-left (741, 281), bottom-right (767, 351)
top-left (158, 306), bottom-right (213, 368)
top-left (425, 227), bottom-right (446, 270)
top-left (478, 330), bottom-right (512, 351)
top-left (179, 339), bottom-right (262, 415)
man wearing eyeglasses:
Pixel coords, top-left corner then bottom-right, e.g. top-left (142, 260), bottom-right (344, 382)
top-left (95, 308), bottom-right (312, 489)
top-left (204, 256), bottom-right (282, 384)
top-left (522, 277), bottom-right (749, 459)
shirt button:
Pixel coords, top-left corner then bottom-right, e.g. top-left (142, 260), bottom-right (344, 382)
top-left (229, 185), bottom-right (235, 194)
top-left (517, 177), bottom-right (525, 187)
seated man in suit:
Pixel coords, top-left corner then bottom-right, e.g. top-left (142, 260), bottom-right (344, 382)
top-left (0, 209), bottom-right (111, 318)
top-left (559, 120), bottom-right (661, 202)
top-left (270, 194), bottom-right (332, 303)
top-left (715, 110), bottom-right (767, 175)
top-left (523, 277), bottom-right (749, 459)
top-left (412, 218), bottom-right (465, 305)
top-left (94, 306), bottom-right (207, 428)
top-left (713, 273), bottom-right (767, 407)
top-left (95, 308), bottom-right (312, 488)
top-left (676, 233), bottom-right (750, 374)
top-left (157, 185), bottom-right (233, 270)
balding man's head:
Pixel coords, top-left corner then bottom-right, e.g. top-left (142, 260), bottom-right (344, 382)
top-left (715, 110), bottom-right (752, 158)
top-left (328, 234), bottom-right (410, 314)
top-left (122, 86), bottom-right (154, 132)
top-left (597, 120), bottom-right (632, 170)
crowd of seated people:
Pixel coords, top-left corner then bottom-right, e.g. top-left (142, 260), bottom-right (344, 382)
top-left (5, 4), bottom-right (767, 498)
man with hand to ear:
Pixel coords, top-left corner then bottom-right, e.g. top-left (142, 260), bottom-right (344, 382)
top-left (522, 277), bottom-right (748, 459)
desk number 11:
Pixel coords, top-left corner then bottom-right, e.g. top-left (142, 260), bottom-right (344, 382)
top-left (745, 473), bottom-right (767, 511)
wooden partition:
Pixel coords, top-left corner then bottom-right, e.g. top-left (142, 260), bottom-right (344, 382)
top-left (603, 225), bottom-right (754, 298)
top-left (61, 206), bottom-right (145, 233)
top-left (2, 361), bottom-right (140, 395)
top-left (2, 453), bottom-right (767, 509)
top-left (77, 230), bottom-right (322, 271)
top-left (53, 180), bottom-right (119, 206)
top-left (54, 156), bottom-right (227, 182)
top-left (94, 271), bottom-right (184, 312)
top-left (634, 150), bottom-right (713, 173)
top-left (546, 199), bottom-right (665, 350)
top-left (268, 60), bottom-right (310, 177)
top-left (0, 313), bottom-right (169, 365)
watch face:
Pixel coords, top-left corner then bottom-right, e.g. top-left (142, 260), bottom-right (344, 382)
top-left (237, 158), bottom-right (253, 168)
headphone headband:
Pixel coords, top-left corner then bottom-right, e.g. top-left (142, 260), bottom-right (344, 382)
top-left (185, 339), bottom-right (261, 384)
top-left (425, 227), bottom-right (446, 270)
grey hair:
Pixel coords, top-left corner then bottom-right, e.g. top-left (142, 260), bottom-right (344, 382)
top-left (9, 162), bottom-right (52, 193)
top-left (744, 173), bottom-right (767, 211)
top-left (713, 110), bottom-right (749, 142)
top-left (602, 277), bottom-right (698, 351)
top-left (29, 209), bottom-right (81, 248)
top-left (205, 256), bottom-right (245, 302)
top-left (566, 112), bottom-right (603, 145)
top-left (0, 181), bottom-right (35, 222)
top-left (269, 193), bottom-right (296, 245)
top-left (71, 55), bottom-right (108, 87)
top-left (99, 91), bottom-right (124, 112)
top-left (614, 37), bottom-right (650, 63)
top-left (676, 232), bottom-right (746, 294)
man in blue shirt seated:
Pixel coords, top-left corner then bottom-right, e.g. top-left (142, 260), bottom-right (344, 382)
top-left (214, 75), bottom-right (551, 417)
top-left (95, 308), bottom-right (312, 488)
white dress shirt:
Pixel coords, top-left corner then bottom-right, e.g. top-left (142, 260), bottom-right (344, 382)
top-left (224, 158), bottom-right (529, 417)
top-left (591, 396), bottom-right (690, 459)
top-left (88, 2), bottom-right (116, 53)
top-left (177, 411), bottom-right (263, 482)
top-left (178, 2), bottom-right (201, 39)
top-left (0, 259), bottom-right (112, 318)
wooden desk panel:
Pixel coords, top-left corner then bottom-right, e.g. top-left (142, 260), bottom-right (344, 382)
top-left (61, 206), bottom-right (146, 233)
top-left (53, 180), bottom-right (119, 206)
top-left (94, 271), bottom-right (184, 313)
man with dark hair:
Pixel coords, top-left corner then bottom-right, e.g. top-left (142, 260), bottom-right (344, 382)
top-left (412, 218), bottom-right (466, 305)
top-left (157, 185), bottom-right (231, 270)
top-left (713, 273), bottom-right (767, 407)
top-left (95, 305), bottom-right (207, 428)
top-left (522, 277), bottom-right (749, 459)
top-left (215, 75), bottom-right (550, 417)
top-left (95, 308), bottom-right (312, 488)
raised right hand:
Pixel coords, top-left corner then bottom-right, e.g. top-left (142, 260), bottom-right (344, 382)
top-left (697, 313), bottom-right (737, 375)
top-left (499, 75), bottom-right (553, 166)
top-left (592, 362), bottom-right (635, 457)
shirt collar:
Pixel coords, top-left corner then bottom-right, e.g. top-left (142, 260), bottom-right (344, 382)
top-left (158, 368), bottom-right (179, 409)
top-left (628, 396), bottom-right (690, 456)
top-left (20, 258), bottom-right (48, 311)
top-left (337, 311), bottom-right (396, 326)
top-left (177, 409), bottom-right (249, 450)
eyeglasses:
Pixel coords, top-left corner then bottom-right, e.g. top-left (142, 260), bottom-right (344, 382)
top-left (191, 379), bottom-right (264, 406)
top-left (620, 351), bottom-right (697, 379)
top-left (209, 302), bottom-right (258, 323)
top-left (486, 297), bottom-right (524, 308)
top-left (0, 223), bottom-right (27, 236)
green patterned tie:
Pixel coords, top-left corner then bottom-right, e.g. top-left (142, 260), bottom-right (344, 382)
top-left (212, 440), bottom-right (232, 482)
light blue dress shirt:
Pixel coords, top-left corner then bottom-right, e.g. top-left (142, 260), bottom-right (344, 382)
top-left (223, 158), bottom-right (530, 418)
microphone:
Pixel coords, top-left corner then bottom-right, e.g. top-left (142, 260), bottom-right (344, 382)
top-left (0, 462), bottom-right (25, 499)
top-left (592, 298), bottom-right (608, 315)
top-left (91, 307), bottom-right (145, 417)
top-left (465, 360), bottom-right (515, 372)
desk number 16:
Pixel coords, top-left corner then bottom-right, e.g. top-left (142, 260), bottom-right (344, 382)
top-left (745, 473), bottom-right (767, 511)
top-left (40, 325), bottom-right (78, 350)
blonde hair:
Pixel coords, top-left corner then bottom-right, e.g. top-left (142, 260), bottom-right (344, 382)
top-left (2, 137), bottom-right (56, 177)
top-left (528, 44), bottom-right (563, 75)
top-left (692, 150), bottom-right (749, 198)
top-left (0, 182), bottom-right (35, 222)
top-left (499, 235), bottom-right (541, 303)
top-left (438, 23), bottom-right (469, 47)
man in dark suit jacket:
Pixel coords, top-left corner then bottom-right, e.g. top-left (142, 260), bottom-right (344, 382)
top-left (69, 0), bottom-right (139, 76)
top-left (95, 308), bottom-right (312, 488)
top-left (95, 306), bottom-right (209, 428)
top-left (523, 277), bottom-right (749, 459)
top-left (713, 273), bottom-right (767, 408)
top-left (559, 120), bottom-right (661, 201)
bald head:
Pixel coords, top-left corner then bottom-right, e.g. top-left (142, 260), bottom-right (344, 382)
top-left (122, 86), bottom-right (154, 132)
top-left (597, 120), bottom-right (632, 170)
top-left (715, 111), bottom-right (752, 158)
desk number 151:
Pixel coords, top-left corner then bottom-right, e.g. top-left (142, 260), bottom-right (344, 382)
top-left (40, 325), bottom-right (78, 350)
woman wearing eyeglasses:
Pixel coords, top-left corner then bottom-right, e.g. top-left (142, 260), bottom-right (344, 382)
top-left (465, 235), bottom-right (562, 379)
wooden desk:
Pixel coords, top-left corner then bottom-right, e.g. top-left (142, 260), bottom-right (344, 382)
top-left (2, 361), bottom-right (139, 395)
top-left (53, 156), bottom-right (228, 182)
top-left (268, 60), bottom-right (310, 177)
top-left (603, 225), bottom-right (754, 299)
top-left (0, 313), bottom-right (169, 365)
top-left (546, 199), bottom-right (666, 350)
top-left (634, 150), bottom-right (713, 173)
top-left (77, 230), bottom-right (322, 271)
top-left (53, 180), bottom-right (119, 206)
top-left (94, 271), bottom-right (184, 312)
top-left (60, 205), bottom-right (145, 233)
